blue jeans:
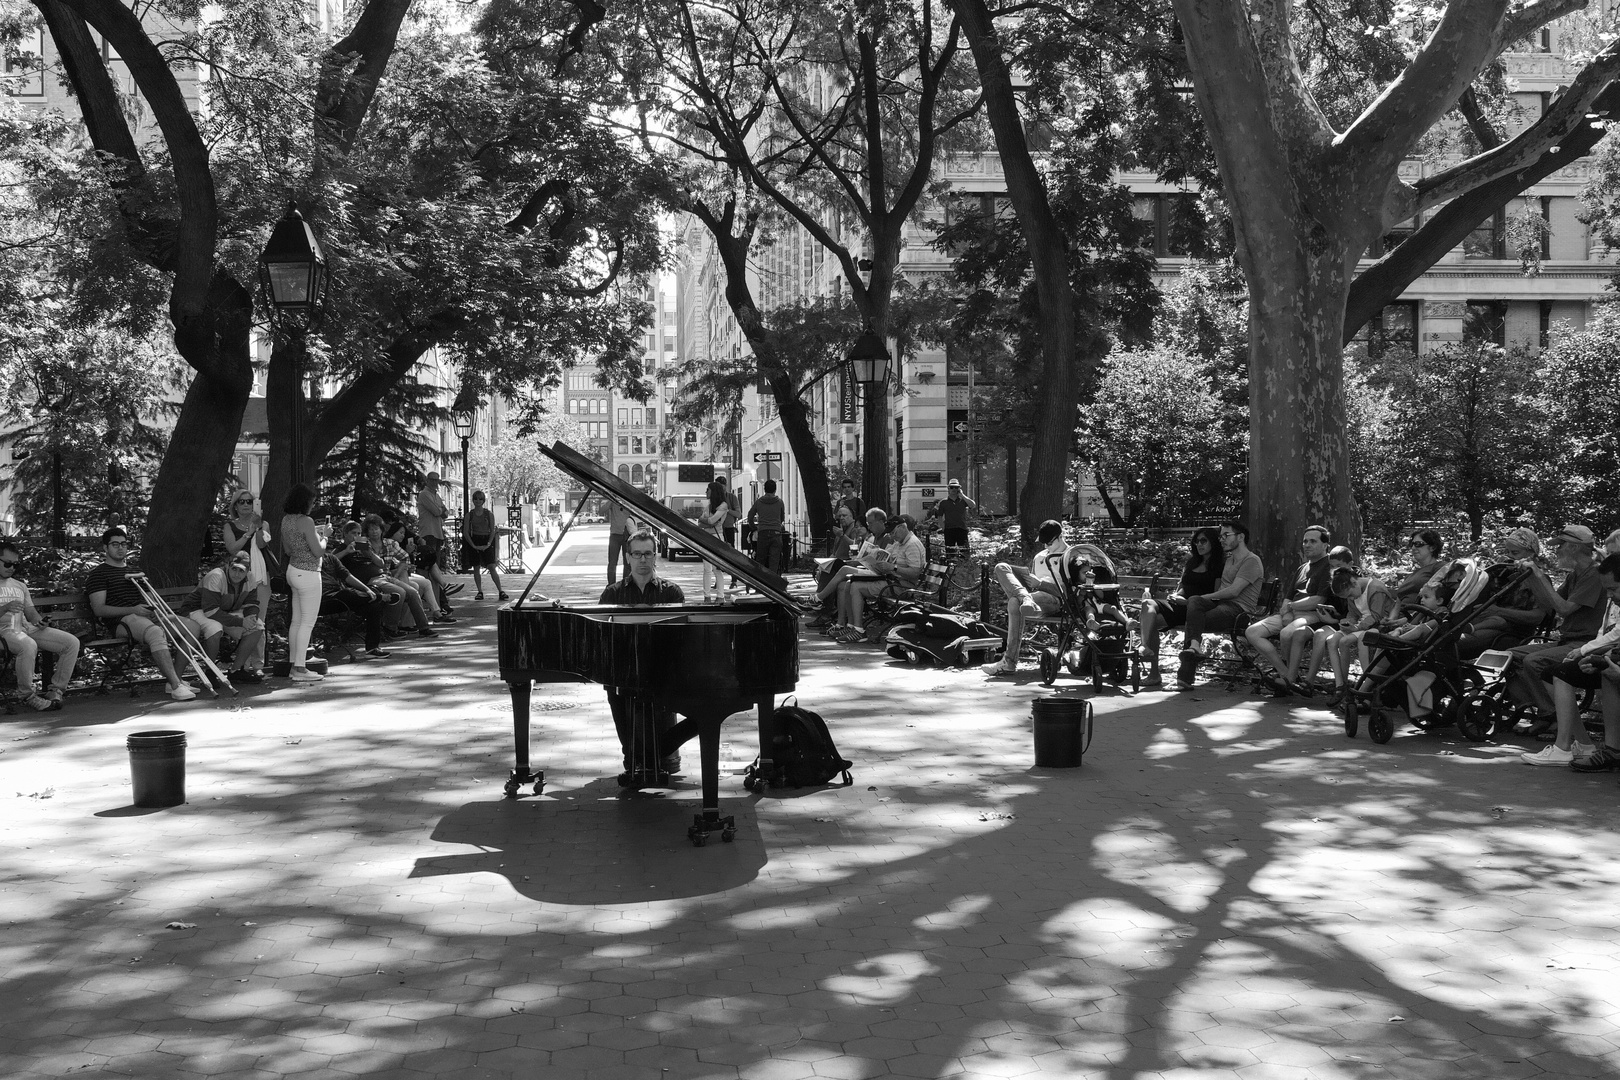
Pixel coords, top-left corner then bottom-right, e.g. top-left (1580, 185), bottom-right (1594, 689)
top-left (754, 531), bottom-right (782, 573)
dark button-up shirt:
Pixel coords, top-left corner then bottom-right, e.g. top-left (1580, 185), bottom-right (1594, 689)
top-left (599, 576), bottom-right (685, 605)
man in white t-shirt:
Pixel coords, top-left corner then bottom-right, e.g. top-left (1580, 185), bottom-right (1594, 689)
top-left (982, 519), bottom-right (1069, 676)
top-left (0, 542), bottom-right (80, 711)
top-left (832, 515), bottom-right (928, 642)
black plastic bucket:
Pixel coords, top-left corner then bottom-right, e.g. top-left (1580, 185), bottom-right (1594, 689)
top-left (128, 730), bottom-right (187, 808)
top-left (1032, 699), bottom-right (1093, 768)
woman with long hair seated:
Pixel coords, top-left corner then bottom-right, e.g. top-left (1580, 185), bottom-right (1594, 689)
top-left (1137, 527), bottom-right (1223, 688)
top-left (337, 519), bottom-right (436, 638)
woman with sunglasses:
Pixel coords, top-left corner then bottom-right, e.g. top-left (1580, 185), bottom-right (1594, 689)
top-left (0, 541), bottom-right (80, 710)
top-left (1391, 528), bottom-right (1446, 602)
top-left (1137, 527), bottom-right (1224, 688)
top-left (222, 489), bottom-right (272, 621)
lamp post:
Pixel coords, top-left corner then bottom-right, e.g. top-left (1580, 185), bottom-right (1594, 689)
top-left (453, 409), bottom-right (476, 529)
top-left (849, 328), bottom-right (891, 512)
top-left (257, 203), bottom-right (328, 485)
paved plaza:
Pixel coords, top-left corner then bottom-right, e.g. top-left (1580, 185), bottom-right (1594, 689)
top-left (3, 528), bottom-right (1619, 1079)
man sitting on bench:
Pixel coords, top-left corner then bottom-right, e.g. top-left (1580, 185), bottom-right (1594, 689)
top-left (178, 550), bottom-right (267, 682)
top-left (832, 515), bottom-right (927, 643)
top-left (85, 527), bottom-right (196, 701)
top-left (981, 519), bottom-right (1069, 676)
top-left (1243, 524), bottom-right (1334, 696)
top-left (1177, 521), bottom-right (1266, 690)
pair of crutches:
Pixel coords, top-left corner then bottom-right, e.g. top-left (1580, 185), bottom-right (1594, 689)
top-left (129, 573), bottom-right (239, 698)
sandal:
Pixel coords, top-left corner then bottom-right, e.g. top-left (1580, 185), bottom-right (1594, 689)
top-left (475, 592), bottom-right (486, 600)
top-left (498, 592), bottom-right (510, 601)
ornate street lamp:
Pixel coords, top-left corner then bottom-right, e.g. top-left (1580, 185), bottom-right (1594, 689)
top-left (848, 328), bottom-right (891, 511)
top-left (453, 409), bottom-right (476, 526)
top-left (257, 203), bottom-right (328, 485)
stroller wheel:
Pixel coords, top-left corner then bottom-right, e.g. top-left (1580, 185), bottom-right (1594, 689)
top-left (1343, 695), bottom-right (1359, 738)
top-left (1040, 647), bottom-right (1060, 686)
top-left (1456, 697), bottom-right (1491, 743)
top-left (1368, 709), bottom-right (1396, 745)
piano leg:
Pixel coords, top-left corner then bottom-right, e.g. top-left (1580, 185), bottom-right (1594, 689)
top-left (686, 714), bottom-right (736, 847)
top-left (503, 679), bottom-right (544, 798)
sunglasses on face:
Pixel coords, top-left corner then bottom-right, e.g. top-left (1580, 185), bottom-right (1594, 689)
top-left (0, 559), bottom-right (18, 568)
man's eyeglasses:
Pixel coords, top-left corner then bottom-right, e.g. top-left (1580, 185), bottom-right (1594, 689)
top-left (107, 540), bottom-right (130, 548)
top-left (0, 559), bottom-right (19, 568)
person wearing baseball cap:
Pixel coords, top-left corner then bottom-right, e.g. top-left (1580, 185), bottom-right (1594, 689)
top-left (1457, 528), bottom-right (1551, 660)
top-left (1508, 523), bottom-right (1607, 751)
top-left (927, 478), bottom-right (977, 552)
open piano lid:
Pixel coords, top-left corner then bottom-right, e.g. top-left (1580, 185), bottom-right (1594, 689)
top-left (537, 440), bottom-right (796, 610)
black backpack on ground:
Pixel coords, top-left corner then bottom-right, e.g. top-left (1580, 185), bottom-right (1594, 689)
top-left (744, 697), bottom-right (854, 791)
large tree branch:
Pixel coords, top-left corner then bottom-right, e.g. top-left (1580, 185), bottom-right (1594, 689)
top-left (1340, 0), bottom-right (1512, 170)
top-left (1456, 86), bottom-right (1503, 150)
top-left (314, 0), bottom-right (413, 170)
top-left (1347, 81), bottom-right (1620, 341)
top-left (1493, 0), bottom-right (1588, 55)
top-left (1415, 36), bottom-right (1620, 211)
top-left (52, 0), bottom-right (218, 321)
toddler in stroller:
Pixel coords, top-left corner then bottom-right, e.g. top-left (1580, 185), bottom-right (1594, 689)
top-left (1345, 559), bottom-right (1532, 743)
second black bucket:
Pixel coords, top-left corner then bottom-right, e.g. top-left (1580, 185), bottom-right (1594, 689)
top-left (128, 729), bottom-right (187, 808)
top-left (1032, 699), bottom-right (1093, 767)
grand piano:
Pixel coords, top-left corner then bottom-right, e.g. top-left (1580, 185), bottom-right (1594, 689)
top-left (497, 441), bottom-right (801, 845)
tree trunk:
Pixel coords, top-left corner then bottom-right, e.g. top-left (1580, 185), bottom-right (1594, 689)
top-left (1242, 236), bottom-right (1360, 578)
top-left (1004, 442), bottom-right (1018, 518)
top-left (950, 0), bottom-right (1079, 552)
top-left (139, 276), bottom-right (253, 585)
top-left (767, 372), bottom-right (835, 550)
top-left (1093, 470), bottom-right (1128, 528)
top-left (141, 361), bottom-right (253, 586)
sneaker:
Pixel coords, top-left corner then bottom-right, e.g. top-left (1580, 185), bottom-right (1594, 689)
top-left (982, 658), bottom-right (1017, 676)
top-left (290, 667), bottom-right (324, 682)
top-left (234, 669), bottom-right (266, 684)
top-left (365, 647), bottom-right (392, 659)
top-left (168, 684), bottom-right (198, 702)
top-left (1521, 744), bottom-right (1575, 767)
top-left (44, 688), bottom-right (65, 703)
top-left (1015, 592), bottom-right (1040, 617)
top-left (1139, 674), bottom-right (1164, 688)
top-left (1572, 746), bottom-right (1620, 772)
top-left (432, 614), bottom-right (457, 624)
top-left (417, 627), bottom-right (437, 638)
top-left (26, 693), bottom-right (56, 712)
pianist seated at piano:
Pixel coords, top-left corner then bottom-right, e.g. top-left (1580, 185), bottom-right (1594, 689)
top-left (599, 530), bottom-right (686, 773)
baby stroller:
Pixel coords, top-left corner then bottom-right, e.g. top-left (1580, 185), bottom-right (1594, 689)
top-left (1036, 548), bottom-right (1140, 692)
top-left (1344, 559), bottom-right (1532, 744)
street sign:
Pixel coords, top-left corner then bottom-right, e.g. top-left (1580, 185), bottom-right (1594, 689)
top-left (753, 451), bottom-right (783, 462)
top-left (950, 420), bottom-right (969, 434)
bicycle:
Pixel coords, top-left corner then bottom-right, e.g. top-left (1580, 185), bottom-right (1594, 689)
top-left (918, 524), bottom-right (983, 612)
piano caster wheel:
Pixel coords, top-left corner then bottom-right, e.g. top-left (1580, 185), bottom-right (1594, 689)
top-left (689, 829), bottom-right (708, 847)
top-left (533, 779), bottom-right (545, 796)
top-left (721, 827), bottom-right (736, 843)
top-left (503, 778), bottom-right (521, 799)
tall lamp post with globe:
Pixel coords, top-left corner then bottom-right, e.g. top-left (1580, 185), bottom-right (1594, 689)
top-left (453, 409), bottom-right (476, 530)
top-left (257, 204), bottom-right (328, 486)
top-left (848, 329), bottom-right (892, 512)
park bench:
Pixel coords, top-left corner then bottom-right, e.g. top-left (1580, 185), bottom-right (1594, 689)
top-left (0, 585), bottom-right (196, 712)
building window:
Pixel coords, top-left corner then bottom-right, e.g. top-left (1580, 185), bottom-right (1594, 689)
top-left (631, 408), bottom-right (643, 427)
top-left (1463, 209), bottom-right (1506, 259)
top-left (1368, 218), bottom-right (1416, 258)
top-left (5, 27), bottom-right (46, 96)
top-left (632, 436), bottom-right (643, 454)
top-left (1351, 301), bottom-right (1419, 360)
top-left (567, 399), bottom-right (579, 414)
top-left (593, 398), bottom-right (605, 415)
top-left (631, 464), bottom-right (644, 485)
top-left (617, 464), bottom-right (631, 481)
top-left (1464, 300), bottom-right (1507, 345)
top-left (1539, 300), bottom-right (1554, 348)
top-left (1131, 193), bottom-right (1201, 257)
top-left (663, 336), bottom-right (675, 353)
top-left (618, 408), bottom-right (628, 425)
top-left (1539, 196), bottom-right (1553, 260)
top-left (618, 436), bottom-right (629, 453)
top-left (646, 407), bottom-right (656, 427)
